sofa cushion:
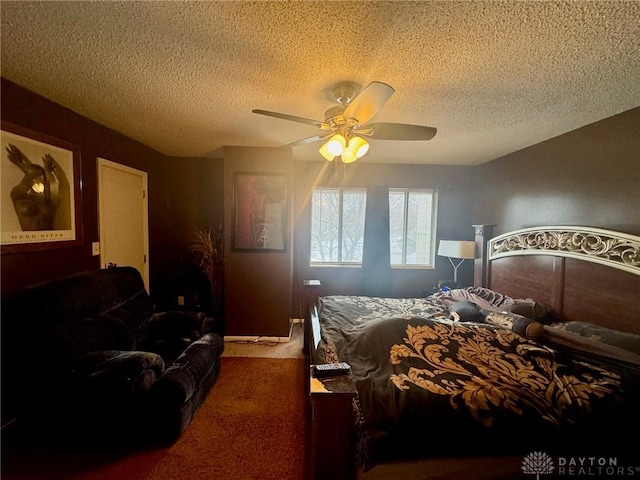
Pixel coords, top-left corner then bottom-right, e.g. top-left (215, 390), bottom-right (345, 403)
top-left (13, 266), bottom-right (153, 322)
top-left (72, 350), bottom-right (165, 380)
top-left (141, 311), bottom-right (207, 363)
top-left (145, 311), bottom-right (205, 341)
top-left (51, 315), bottom-right (137, 363)
top-left (69, 350), bottom-right (165, 409)
top-left (101, 290), bottom-right (155, 345)
top-left (4, 267), bottom-right (155, 361)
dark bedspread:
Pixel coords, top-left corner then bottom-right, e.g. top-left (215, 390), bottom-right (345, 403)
top-left (316, 295), bottom-right (640, 469)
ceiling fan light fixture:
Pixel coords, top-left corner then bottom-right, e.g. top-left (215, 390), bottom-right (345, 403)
top-left (341, 148), bottom-right (358, 164)
top-left (326, 134), bottom-right (346, 156)
top-left (319, 142), bottom-right (336, 161)
top-left (254, 81), bottom-right (437, 163)
top-left (349, 136), bottom-right (369, 158)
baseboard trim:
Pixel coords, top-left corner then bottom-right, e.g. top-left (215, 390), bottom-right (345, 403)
top-left (224, 335), bottom-right (290, 343)
top-left (224, 318), bottom-right (304, 344)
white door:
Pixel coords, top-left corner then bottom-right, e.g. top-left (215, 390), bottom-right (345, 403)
top-left (97, 158), bottom-right (149, 290)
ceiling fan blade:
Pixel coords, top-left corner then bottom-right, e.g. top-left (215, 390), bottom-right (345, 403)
top-left (252, 109), bottom-right (328, 129)
top-left (363, 122), bottom-right (437, 141)
top-left (343, 81), bottom-right (395, 125)
top-left (282, 133), bottom-right (331, 148)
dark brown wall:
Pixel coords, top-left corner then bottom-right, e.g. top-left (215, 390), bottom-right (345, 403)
top-left (223, 147), bottom-right (294, 337)
top-left (150, 155), bottom-right (224, 312)
top-left (0, 78), bottom-right (224, 304)
top-left (474, 107), bottom-right (640, 236)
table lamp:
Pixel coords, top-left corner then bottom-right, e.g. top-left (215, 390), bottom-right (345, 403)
top-left (437, 240), bottom-right (476, 285)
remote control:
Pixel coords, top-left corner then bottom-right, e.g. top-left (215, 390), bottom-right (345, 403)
top-left (313, 362), bottom-right (351, 378)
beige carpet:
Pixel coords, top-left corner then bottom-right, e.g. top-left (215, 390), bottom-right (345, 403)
top-left (222, 321), bottom-right (305, 359)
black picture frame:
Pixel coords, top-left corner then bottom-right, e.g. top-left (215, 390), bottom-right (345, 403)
top-left (232, 172), bottom-right (287, 252)
top-left (1, 121), bottom-right (83, 253)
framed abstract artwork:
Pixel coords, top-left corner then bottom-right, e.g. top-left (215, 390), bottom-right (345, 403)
top-left (232, 172), bottom-right (287, 252)
top-left (1, 121), bottom-right (83, 253)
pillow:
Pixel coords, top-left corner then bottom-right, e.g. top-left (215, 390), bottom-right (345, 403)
top-left (461, 287), bottom-right (510, 308)
top-left (481, 310), bottom-right (544, 340)
top-left (448, 301), bottom-right (483, 322)
top-left (549, 322), bottom-right (640, 355)
top-left (507, 299), bottom-right (550, 322)
top-left (450, 287), bottom-right (550, 321)
top-left (432, 289), bottom-right (496, 311)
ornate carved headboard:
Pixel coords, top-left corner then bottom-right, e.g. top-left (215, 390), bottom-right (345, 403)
top-left (474, 226), bottom-right (640, 334)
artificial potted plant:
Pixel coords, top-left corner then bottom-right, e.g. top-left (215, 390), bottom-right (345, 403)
top-left (190, 224), bottom-right (225, 333)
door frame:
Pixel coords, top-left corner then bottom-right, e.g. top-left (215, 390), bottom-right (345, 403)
top-left (97, 158), bottom-right (149, 290)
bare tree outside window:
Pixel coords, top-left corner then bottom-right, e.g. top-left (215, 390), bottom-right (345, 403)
top-left (310, 187), bottom-right (436, 267)
top-left (389, 189), bottom-right (438, 267)
top-left (311, 188), bottom-right (366, 265)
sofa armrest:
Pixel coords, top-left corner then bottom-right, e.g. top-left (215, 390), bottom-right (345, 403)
top-left (146, 333), bottom-right (224, 443)
top-left (150, 334), bottom-right (224, 406)
top-left (203, 316), bottom-right (226, 336)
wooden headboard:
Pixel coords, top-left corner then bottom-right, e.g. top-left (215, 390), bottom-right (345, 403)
top-left (474, 226), bottom-right (640, 334)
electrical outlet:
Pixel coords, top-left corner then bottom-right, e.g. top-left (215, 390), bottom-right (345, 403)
top-left (178, 295), bottom-right (185, 306)
top-left (92, 242), bottom-right (100, 256)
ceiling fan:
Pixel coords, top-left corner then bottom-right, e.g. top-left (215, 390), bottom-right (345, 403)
top-left (252, 81), bottom-right (437, 163)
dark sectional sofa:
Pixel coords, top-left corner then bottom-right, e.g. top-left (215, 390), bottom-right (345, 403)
top-left (1, 266), bottom-right (224, 446)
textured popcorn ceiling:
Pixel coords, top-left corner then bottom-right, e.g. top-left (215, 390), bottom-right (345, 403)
top-left (1, 1), bottom-right (639, 165)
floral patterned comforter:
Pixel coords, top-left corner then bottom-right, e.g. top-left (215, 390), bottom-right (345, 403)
top-left (316, 295), bottom-right (640, 469)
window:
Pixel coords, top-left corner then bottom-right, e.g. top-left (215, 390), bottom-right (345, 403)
top-left (310, 188), bottom-right (367, 265)
top-left (389, 189), bottom-right (438, 267)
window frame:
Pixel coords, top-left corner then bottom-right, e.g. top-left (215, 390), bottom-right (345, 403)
top-left (388, 188), bottom-right (438, 269)
top-left (309, 187), bottom-right (367, 267)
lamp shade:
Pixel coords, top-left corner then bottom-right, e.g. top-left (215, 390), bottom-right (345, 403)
top-left (437, 240), bottom-right (476, 259)
top-left (349, 136), bottom-right (369, 158)
top-left (319, 142), bottom-right (336, 161)
top-left (326, 134), bottom-right (346, 156)
top-left (341, 148), bottom-right (357, 164)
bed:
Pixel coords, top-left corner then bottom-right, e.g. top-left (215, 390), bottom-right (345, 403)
top-left (304, 226), bottom-right (640, 480)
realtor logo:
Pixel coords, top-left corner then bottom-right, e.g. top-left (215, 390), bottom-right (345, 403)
top-left (522, 452), bottom-right (640, 477)
top-left (522, 451), bottom-right (555, 479)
